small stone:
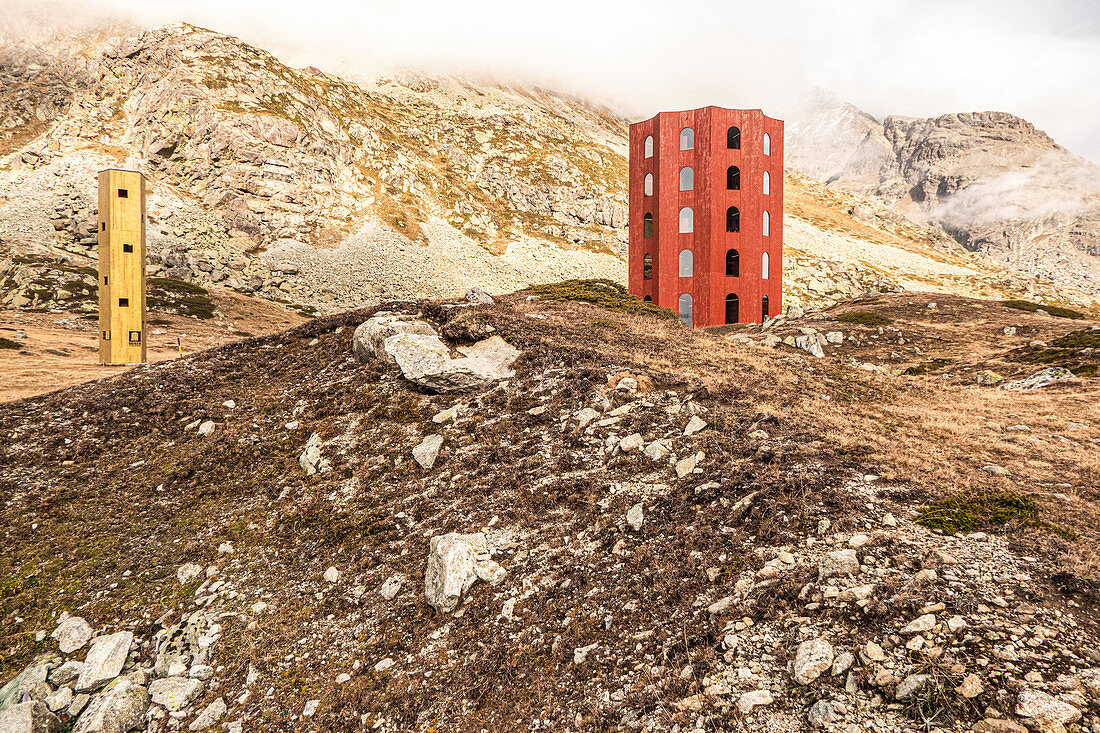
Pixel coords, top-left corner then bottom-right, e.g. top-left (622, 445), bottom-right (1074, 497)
top-left (675, 453), bottom-right (698, 478)
top-left (617, 433), bottom-right (644, 453)
top-left (973, 719), bottom-right (1028, 733)
top-left (792, 638), bottom-right (834, 685)
top-left (819, 549), bottom-right (860, 578)
top-left (413, 434), bottom-right (444, 470)
top-left (831, 652), bottom-right (854, 676)
top-left (862, 641), bottom-right (886, 662)
top-left (52, 615), bottom-right (93, 653)
top-left (1015, 688), bottom-right (1081, 725)
top-left (374, 658), bottom-right (395, 673)
top-left (896, 673), bottom-right (930, 700)
top-left (189, 665), bottom-right (214, 681)
top-left (302, 699), bottom-right (320, 717)
top-left (644, 440), bottom-right (670, 461)
top-left (901, 614), bottom-right (936, 634)
top-left (737, 689), bottom-right (773, 715)
top-left (380, 574), bottom-right (405, 600)
top-left (335, 673), bottom-right (351, 684)
top-left (149, 677), bottom-right (204, 711)
top-left (323, 567), bottom-right (340, 583)
top-left (217, 542), bottom-right (234, 554)
top-left (189, 697), bottom-right (227, 731)
top-left (808, 699), bottom-right (837, 727)
top-left (881, 513), bottom-right (897, 527)
top-left (684, 416), bottom-right (707, 436)
top-left (197, 420), bottom-right (215, 436)
top-left (956, 674), bottom-right (983, 698)
top-left (573, 643), bottom-right (598, 665)
top-left (626, 503), bottom-right (644, 531)
top-left (176, 563), bottom-right (203, 585)
top-left (45, 686), bottom-right (72, 712)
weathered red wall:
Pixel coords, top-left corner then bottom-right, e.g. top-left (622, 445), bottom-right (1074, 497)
top-left (628, 107), bottom-right (784, 327)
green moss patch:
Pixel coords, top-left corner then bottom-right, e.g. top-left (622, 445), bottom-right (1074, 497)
top-left (1015, 329), bottom-right (1100, 376)
top-left (903, 358), bottom-right (951, 376)
top-left (914, 489), bottom-right (1076, 540)
top-left (836, 311), bottom-right (892, 326)
top-left (148, 278), bottom-right (216, 319)
top-left (529, 279), bottom-right (675, 320)
top-left (1001, 300), bottom-right (1085, 320)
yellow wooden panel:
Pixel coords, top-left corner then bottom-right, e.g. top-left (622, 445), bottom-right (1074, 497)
top-left (98, 169), bottom-right (147, 363)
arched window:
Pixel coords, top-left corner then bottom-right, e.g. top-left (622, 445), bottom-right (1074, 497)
top-left (644, 135), bottom-right (654, 158)
top-left (762, 210), bottom-right (770, 236)
top-left (679, 207), bottom-right (693, 233)
top-left (763, 171), bottom-right (770, 195)
top-left (678, 294), bottom-right (693, 327)
top-left (764, 133), bottom-right (771, 156)
top-left (727, 126), bottom-right (740, 149)
top-left (727, 166), bottom-right (740, 190)
top-left (762, 251), bottom-right (770, 280)
top-left (643, 212), bottom-right (653, 238)
top-left (726, 206), bottom-right (740, 233)
top-left (679, 167), bottom-right (694, 191)
top-left (680, 128), bottom-right (694, 150)
top-left (678, 249), bottom-right (693, 277)
top-left (644, 173), bottom-right (653, 196)
top-left (725, 294), bottom-right (739, 324)
top-left (643, 295), bottom-right (652, 302)
top-left (762, 295), bottom-right (770, 320)
top-left (643, 253), bottom-right (653, 280)
top-left (726, 249), bottom-right (739, 277)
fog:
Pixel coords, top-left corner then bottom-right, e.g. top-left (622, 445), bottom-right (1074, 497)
top-left (4, 0), bottom-right (1100, 162)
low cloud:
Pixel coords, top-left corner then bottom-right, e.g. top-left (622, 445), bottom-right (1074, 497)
top-left (3, 0), bottom-right (1100, 162)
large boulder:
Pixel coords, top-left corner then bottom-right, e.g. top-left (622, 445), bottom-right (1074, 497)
top-left (352, 314), bottom-right (438, 364)
top-left (384, 334), bottom-right (519, 394)
top-left (424, 533), bottom-right (505, 613)
top-left (73, 677), bottom-right (149, 733)
top-left (0, 700), bottom-right (60, 733)
top-left (354, 313), bottom-right (520, 394)
top-left (75, 632), bottom-right (133, 693)
top-left (0, 665), bottom-right (49, 711)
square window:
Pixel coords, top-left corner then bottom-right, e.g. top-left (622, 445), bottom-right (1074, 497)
top-left (128, 331), bottom-right (141, 344)
top-left (118, 188), bottom-right (128, 198)
top-left (119, 297), bottom-right (129, 307)
top-left (102, 330), bottom-right (110, 341)
top-left (123, 243), bottom-right (133, 253)
top-left (101, 222), bottom-right (106, 231)
top-left (103, 276), bottom-right (108, 285)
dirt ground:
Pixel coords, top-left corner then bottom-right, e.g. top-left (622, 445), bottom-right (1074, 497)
top-left (0, 289), bottom-right (305, 403)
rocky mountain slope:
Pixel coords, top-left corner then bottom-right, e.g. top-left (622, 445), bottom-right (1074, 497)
top-left (3, 22), bottom-right (1091, 322)
top-left (1, 282), bottom-right (1098, 732)
top-left (787, 93), bottom-right (1100, 297)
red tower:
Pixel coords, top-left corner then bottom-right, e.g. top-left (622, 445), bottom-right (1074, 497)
top-left (628, 107), bottom-right (783, 327)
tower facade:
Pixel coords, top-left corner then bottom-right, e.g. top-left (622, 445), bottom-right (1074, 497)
top-left (628, 107), bottom-right (783, 327)
top-left (97, 169), bottom-right (147, 364)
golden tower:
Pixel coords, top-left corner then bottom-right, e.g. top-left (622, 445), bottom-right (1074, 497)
top-left (97, 169), bottom-right (147, 364)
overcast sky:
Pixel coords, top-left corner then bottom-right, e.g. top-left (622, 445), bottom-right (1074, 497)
top-left (6, 0), bottom-right (1100, 162)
